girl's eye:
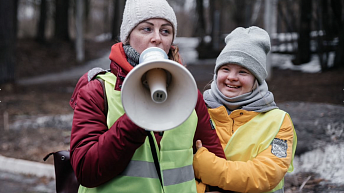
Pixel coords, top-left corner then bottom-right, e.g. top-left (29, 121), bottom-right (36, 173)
top-left (239, 70), bottom-right (249, 74)
top-left (221, 67), bottom-right (230, 71)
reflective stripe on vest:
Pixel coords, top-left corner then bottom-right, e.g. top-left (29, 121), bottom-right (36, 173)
top-left (121, 160), bottom-right (159, 179)
top-left (163, 165), bottom-right (195, 186)
top-left (78, 73), bottom-right (198, 193)
top-left (120, 160), bottom-right (195, 186)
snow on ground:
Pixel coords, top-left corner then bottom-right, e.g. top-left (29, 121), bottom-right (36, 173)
top-left (271, 53), bottom-right (322, 73)
top-left (292, 143), bottom-right (344, 184)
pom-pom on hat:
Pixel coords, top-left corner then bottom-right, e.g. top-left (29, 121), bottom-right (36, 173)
top-left (120, 0), bottom-right (177, 43)
top-left (215, 26), bottom-right (271, 84)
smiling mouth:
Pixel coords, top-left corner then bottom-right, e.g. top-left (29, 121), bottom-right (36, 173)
top-left (226, 85), bottom-right (241, 89)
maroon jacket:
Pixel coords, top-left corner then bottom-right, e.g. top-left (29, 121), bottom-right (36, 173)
top-left (70, 43), bottom-right (225, 188)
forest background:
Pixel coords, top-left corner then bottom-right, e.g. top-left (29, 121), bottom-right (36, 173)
top-left (0, 0), bottom-right (344, 192)
top-left (1, 0), bottom-right (344, 82)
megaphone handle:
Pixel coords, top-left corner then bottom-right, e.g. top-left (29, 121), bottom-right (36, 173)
top-left (146, 68), bottom-right (168, 103)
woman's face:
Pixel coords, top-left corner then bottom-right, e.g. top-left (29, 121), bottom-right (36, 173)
top-left (129, 18), bottom-right (174, 54)
top-left (216, 63), bottom-right (256, 98)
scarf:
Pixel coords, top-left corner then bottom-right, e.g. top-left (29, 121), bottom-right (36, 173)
top-left (123, 44), bottom-right (140, 67)
top-left (203, 80), bottom-right (278, 114)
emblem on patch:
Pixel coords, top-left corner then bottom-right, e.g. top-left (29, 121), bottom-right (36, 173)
top-left (271, 138), bottom-right (287, 158)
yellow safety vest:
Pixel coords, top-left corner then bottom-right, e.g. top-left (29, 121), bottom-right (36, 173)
top-left (78, 73), bottom-right (198, 193)
top-left (223, 109), bottom-right (297, 193)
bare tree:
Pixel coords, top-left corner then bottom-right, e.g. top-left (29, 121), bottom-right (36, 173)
top-left (112, 0), bottom-right (125, 41)
top-left (293, 0), bottom-right (312, 65)
top-left (316, 0), bottom-right (332, 71)
top-left (314, 0), bottom-right (343, 71)
top-left (0, 0), bottom-right (18, 84)
top-left (332, 0), bottom-right (344, 69)
top-left (194, 0), bottom-right (206, 38)
top-left (232, 0), bottom-right (248, 27)
top-left (36, 0), bottom-right (47, 43)
top-left (84, 0), bottom-right (91, 34)
top-left (54, 0), bottom-right (70, 41)
top-left (277, 0), bottom-right (297, 33)
top-left (196, 0), bottom-right (223, 59)
top-left (250, 0), bottom-right (263, 25)
top-left (75, 0), bottom-right (84, 62)
top-left (264, 0), bottom-right (278, 80)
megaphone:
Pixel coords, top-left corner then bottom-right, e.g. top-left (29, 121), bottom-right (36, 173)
top-left (121, 47), bottom-right (198, 132)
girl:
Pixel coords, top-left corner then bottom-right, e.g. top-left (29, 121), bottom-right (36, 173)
top-left (193, 26), bottom-right (297, 193)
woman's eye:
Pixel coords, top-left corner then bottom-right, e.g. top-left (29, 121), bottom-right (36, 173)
top-left (161, 29), bottom-right (171, 35)
top-left (142, 27), bottom-right (152, 32)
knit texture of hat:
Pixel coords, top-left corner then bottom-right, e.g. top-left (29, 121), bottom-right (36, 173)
top-left (120, 0), bottom-right (177, 43)
top-left (215, 26), bottom-right (271, 84)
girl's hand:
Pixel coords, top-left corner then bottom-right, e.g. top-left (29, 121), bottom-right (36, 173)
top-left (196, 140), bottom-right (203, 150)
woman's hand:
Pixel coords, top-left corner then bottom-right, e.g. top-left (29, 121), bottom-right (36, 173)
top-left (196, 140), bottom-right (203, 150)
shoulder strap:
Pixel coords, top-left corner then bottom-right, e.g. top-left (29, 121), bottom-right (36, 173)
top-left (97, 78), bottom-right (108, 116)
top-left (147, 131), bottom-right (164, 189)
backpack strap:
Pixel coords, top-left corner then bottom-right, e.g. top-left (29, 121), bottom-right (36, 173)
top-left (70, 67), bottom-right (109, 110)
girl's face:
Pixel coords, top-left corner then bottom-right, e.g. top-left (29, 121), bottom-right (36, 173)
top-left (129, 18), bottom-right (174, 54)
top-left (216, 63), bottom-right (256, 98)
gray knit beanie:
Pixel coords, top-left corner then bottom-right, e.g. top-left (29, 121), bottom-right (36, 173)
top-left (215, 26), bottom-right (271, 84)
top-left (120, 0), bottom-right (177, 43)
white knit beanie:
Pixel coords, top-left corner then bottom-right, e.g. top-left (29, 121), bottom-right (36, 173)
top-left (120, 0), bottom-right (177, 43)
top-left (215, 26), bottom-right (271, 84)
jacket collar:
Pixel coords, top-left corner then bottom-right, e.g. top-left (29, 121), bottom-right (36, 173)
top-left (209, 106), bottom-right (259, 125)
top-left (109, 42), bottom-right (133, 74)
top-left (108, 42), bottom-right (133, 91)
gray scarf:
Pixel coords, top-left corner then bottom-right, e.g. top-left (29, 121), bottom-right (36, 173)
top-left (123, 44), bottom-right (140, 67)
top-left (203, 80), bottom-right (278, 114)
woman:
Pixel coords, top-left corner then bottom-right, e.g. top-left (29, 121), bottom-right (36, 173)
top-left (193, 26), bottom-right (297, 193)
top-left (69, 0), bottom-right (225, 193)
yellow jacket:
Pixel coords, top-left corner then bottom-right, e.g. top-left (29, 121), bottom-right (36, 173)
top-left (193, 106), bottom-right (296, 193)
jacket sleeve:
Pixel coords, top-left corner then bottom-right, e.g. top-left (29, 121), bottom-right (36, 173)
top-left (193, 115), bottom-right (295, 193)
top-left (193, 90), bottom-right (226, 159)
top-left (70, 80), bottom-right (147, 188)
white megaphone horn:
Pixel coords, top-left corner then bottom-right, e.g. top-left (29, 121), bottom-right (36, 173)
top-left (121, 47), bottom-right (198, 131)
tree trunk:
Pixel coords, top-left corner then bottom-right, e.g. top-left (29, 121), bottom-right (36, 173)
top-left (112, 0), bottom-right (125, 41)
top-left (0, 0), bottom-right (18, 84)
top-left (36, 0), bottom-right (47, 43)
top-left (332, 0), bottom-right (344, 68)
top-left (211, 0), bottom-right (221, 50)
top-left (194, 0), bottom-right (206, 38)
top-left (277, 1), bottom-right (295, 33)
top-left (233, 0), bottom-right (247, 27)
top-left (294, 0), bottom-right (312, 65)
top-left (84, 0), bottom-right (91, 34)
top-left (54, 0), bottom-right (70, 41)
top-left (317, 0), bottom-right (330, 71)
top-left (264, 0), bottom-right (277, 81)
top-left (75, 0), bottom-right (84, 62)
